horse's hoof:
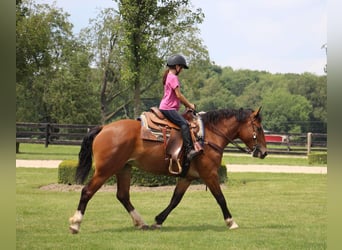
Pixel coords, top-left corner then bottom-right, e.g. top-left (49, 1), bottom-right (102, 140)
top-left (150, 224), bottom-right (162, 230)
top-left (229, 222), bottom-right (239, 230)
top-left (69, 225), bottom-right (79, 234)
top-left (140, 224), bottom-right (150, 230)
top-left (226, 218), bottom-right (239, 230)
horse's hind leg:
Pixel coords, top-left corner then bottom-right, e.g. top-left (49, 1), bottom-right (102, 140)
top-left (116, 165), bottom-right (149, 229)
top-left (69, 173), bottom-right (108, 234)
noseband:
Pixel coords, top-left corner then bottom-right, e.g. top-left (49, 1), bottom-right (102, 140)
top-left (250, 118), bottom-right (262, 156)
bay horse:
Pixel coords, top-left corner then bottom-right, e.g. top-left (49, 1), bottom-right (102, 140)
top-left (69, 107), bottom-right (267, 234)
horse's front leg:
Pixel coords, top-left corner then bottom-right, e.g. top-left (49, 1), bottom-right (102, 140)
top-left (205, 175), bottom-right (239, 230)
top-left (116, 165), bottom-right (149, 230)
top-left (151, 178), bottom-right (192, 229)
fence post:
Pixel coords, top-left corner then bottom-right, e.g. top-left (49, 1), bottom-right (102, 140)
top-left (45, 123), bottom-right (50, 148)
top-left (307, 132), bottom-right (312, 155)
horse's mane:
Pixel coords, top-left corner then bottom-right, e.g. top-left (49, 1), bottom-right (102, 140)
top-left (200, 108), bottom-right (257, 127)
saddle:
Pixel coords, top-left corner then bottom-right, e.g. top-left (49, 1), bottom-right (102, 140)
top-left (139, 107), bottom-right (204, 175)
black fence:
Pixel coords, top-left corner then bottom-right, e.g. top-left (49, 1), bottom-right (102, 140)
top-left (225, 132), bottom-right (327, 155)
top-left (16, 123), bottom-right (327, 156)
top-left (16, 122), bottom-right (95, 153)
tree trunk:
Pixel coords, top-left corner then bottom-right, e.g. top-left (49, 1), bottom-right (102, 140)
top-left (100, 70), bottom-right (109, 124)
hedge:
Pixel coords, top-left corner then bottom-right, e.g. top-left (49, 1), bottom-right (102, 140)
top-left (58, 160), bottom-right (227, 186)
top-left (308, 152), bottom-right (327, 165)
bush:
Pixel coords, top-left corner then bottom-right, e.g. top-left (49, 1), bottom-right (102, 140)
top-left (58, 160), bottom-right (116, 185)
top-left (308, 152), bottom-right (327, 165)
top-left (58, 160), bottom-right (227, 186)
top-left (58, 160), bottom-right (78, 184)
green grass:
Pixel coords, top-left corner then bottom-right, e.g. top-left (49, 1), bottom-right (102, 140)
top-left (16, 143), bottom-right (80, 160)
top-left (222, 154), bottom-right (313, 166)
top-left (16, 168), bottom-right (327, 249)
top-left (16, 143), bottom-right (325, 166)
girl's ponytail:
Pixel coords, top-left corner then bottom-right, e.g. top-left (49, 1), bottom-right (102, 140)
top-left (162, 69), bottom-right (169, 85)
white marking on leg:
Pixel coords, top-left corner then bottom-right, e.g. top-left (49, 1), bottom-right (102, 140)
top-left (129, 209), bottom-right (148, 229)
top-left (69, 210), bottom-right (83, 234)
top-left (226, 218), bottom-right (239, 230)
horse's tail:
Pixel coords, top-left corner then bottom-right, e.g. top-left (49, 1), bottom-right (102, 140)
top-left (75, 126), bottom-right (103, 184)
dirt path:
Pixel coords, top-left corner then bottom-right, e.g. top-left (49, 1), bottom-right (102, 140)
top-left (226, 164), bottom-right (327, 174)
top-left (16, 159), bottom-right (327, 174)
top-left (16, 159), bottom-right (62, 168)
top-left (17, 159), bottom-right (326, 192)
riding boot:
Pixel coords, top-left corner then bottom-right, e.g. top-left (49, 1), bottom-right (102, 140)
top-left (181, 124), bottom-right (202, 161)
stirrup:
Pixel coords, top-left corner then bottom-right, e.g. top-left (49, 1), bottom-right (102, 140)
top-left (168, 158), bottom-right (182, 175)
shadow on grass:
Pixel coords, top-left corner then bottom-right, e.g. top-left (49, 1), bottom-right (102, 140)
top-left (96, 221), bottom-right (295, 234)
top-left (99, 224), bottom-right (226, 233)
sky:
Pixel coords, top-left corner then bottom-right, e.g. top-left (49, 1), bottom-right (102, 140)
top-left (35, 0), bottom-right (327, 75)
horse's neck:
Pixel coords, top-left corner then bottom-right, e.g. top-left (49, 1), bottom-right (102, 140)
top-left (206, 118), bottom-right (239, 147)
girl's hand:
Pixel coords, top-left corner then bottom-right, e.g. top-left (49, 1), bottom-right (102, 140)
top-left (189, 103), bottom-right (196, 110)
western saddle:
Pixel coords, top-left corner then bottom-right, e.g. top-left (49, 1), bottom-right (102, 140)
top-left (139, 107), bottom-right (204, 175)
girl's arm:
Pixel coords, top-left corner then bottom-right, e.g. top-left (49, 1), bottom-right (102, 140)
top-left (174, 87), bottom-right (195, 110)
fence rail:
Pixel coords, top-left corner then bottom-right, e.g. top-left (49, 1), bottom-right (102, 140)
top-left (16, 122), bottom-right (327, 155)
top-left (16, 122), bottom-right (95, 153)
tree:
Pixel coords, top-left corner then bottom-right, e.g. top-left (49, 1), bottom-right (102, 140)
top-left (287, 73), bottom-right (327, 132)
top-left (44, 44), bottom-right (101, 124)
top-left (115, 0), bottom-right (204, 118)
top-left (16, 0), bottom-right (100, 124)
top-left (195, 77), bottom-right (235, 111)
top-left (77, 1), bottom-right (206, 122)
top-left (79, 9), bottom-right (131, 123)
top-left (16, 0), bottom-right (72, 122)
top-left (262, 89), bottom-right (312, 133)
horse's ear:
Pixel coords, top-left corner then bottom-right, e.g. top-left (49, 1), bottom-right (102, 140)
top-left (253, 106), bottom-right (262, 119)
top-left (256, 106), bottom-right (262, 115)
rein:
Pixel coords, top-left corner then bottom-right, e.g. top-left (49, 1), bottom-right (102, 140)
top-left (204, 117), bottom-right (260, 155)
top-left (207, 126), bottom-right (251, 154)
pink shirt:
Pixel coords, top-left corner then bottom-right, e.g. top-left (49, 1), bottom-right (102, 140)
top-left (159, 73), bottom-right (180, 111)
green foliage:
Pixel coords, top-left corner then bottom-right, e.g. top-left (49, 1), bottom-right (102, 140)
top-left (58, 160), bottom-right (116, 185)
top-left (131, 168), bottom-right (176, 187)
top-left (16, 0), bottom-right (100, 124)
top-left (16, 0), bottom-right (327, 134)
top-left (262, 89), bottom-right (312, 133)
top-left (308, 153), bottom-right (327, 165)
top-left (57, 160), bottom-right (227, 186)
top-left (115, 0), bottom-right (206, 118)
top-left (182, 64), bottom-right (326, 133)
top-left (57, 160), bottom-right (78, 184)
top-left (79, 9), bottom-right (131, 123)
top-left (196, 77), bottom-right (236, 110)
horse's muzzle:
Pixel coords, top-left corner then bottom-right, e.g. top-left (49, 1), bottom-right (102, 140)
top-left (252, 146), bottom-right (267, 159)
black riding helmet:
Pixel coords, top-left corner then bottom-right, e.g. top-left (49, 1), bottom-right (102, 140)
top-left (166, 54), bottom-right (189, 69)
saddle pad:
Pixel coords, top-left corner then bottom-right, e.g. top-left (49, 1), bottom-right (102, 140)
top-left (139, 114), bottom-right (170, 142)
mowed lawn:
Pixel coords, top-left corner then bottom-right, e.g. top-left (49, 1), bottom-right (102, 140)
top-left (16, 167), bottom-right (326, 249)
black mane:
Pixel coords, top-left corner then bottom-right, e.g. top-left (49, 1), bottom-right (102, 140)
top-left (200, 108), bottom-right (255, 126)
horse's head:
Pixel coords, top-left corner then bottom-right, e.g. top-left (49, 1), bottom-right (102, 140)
top-left (239, 107), bottom-right (268, 159)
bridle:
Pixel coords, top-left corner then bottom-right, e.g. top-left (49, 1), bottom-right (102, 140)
top-left (205, 117), bottom-right (261, 155)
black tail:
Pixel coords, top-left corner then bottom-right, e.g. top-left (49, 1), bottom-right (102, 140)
top-left (75, 126), bottom-right (103, 184)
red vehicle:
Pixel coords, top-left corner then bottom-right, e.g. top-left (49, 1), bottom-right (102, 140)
top-left (264, 134), bottom-right (289, 143)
